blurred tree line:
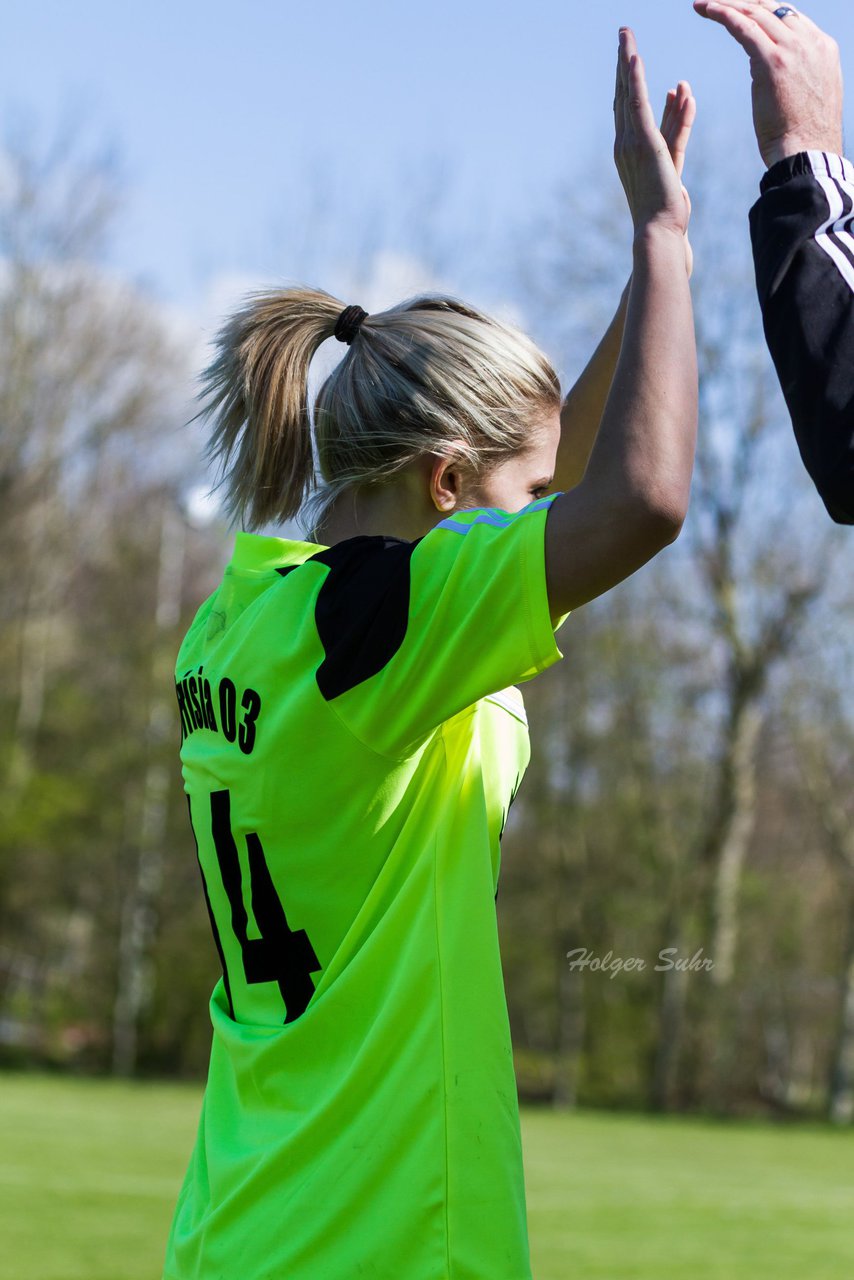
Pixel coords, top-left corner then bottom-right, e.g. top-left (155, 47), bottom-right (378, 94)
top-left (0, 119), bottom-right (851, 1124)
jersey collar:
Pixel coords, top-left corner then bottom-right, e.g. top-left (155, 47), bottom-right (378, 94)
top-left (230, 531), bottom-right (328, 572)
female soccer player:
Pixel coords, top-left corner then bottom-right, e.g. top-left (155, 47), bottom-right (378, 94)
top-left (163, 28), bottom-right (697, 1280)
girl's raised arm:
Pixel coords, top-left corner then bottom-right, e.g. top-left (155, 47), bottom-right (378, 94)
top-left (544, 27), bottom-right (698, 616)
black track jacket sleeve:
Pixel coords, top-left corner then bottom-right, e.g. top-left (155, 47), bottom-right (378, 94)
top-left (749, 150), bottom-right (854, 525)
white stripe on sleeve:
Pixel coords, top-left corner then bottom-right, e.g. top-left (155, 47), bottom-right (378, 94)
top-left (807, 151), bottom-right (854, 294)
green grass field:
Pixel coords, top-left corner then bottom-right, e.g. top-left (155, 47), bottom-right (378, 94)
top-left (1, 1073), bottom-right (852, 1279)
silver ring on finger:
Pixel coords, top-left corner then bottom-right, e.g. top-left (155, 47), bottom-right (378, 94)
top-left (773, 6), bottom-right (799, 19)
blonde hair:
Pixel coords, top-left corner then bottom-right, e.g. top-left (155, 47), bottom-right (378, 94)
top-left (191, 284), bottom-right (561, 538)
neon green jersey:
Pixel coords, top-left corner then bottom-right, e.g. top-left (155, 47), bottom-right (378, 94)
top-left (162, 492), bottom-right (569, 1280)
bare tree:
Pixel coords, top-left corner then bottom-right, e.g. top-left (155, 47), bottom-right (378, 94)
top-left (0, 112), bottom-right (199, 1069)
top-left (111, 494), bottom-right (187, 1076)
top-left (788, 695), bottom-right (854, 1124)
top-left (511, 131), bottom-right (850, 1113)
top-left (0, 114), bottom-right (189, 798)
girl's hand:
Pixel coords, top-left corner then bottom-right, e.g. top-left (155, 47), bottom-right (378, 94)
top-left (614, 28), bottom-right (693, 249)
top-left (660, 80), bottom-right (697, 277)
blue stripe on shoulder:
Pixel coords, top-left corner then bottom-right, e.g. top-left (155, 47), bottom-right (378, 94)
top-left (433, 493), bottom-right (560, 535)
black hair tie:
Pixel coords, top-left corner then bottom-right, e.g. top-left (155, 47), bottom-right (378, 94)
top-left (334, 304), bottom-right (369, 345)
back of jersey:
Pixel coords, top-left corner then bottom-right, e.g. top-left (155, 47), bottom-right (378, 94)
top-left (165, 498), bottom-right (570, 1280)
top-left (174, 534), bottom-right (406, 1030)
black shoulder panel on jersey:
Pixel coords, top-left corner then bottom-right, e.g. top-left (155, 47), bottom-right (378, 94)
top-left (307, 535), bottom-right (425, 701)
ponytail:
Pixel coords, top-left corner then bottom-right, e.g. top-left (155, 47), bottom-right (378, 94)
top-left (190, 285), bottom-right (342, 530)
top-left (191, 285), bottom-right (562, 536)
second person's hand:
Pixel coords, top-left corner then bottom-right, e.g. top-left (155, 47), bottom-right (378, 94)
top-left (694, 0), bottom-right (843, 170)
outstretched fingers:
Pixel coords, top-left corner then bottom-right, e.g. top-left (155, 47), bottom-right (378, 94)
top-left (693, 0), bottom-right (779, 57)
top-left (661, 82), bottom-right (696, 179)
top-left (614, 30), bottom-right (627, 135)
top-left (661, 88), bottom-right (677, 137)
top-left (715, 0), bottom-right (825, 40)
top-left (621, 28), bottom-right (661, 144)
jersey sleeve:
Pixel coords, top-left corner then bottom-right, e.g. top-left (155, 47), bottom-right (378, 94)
top-left (313, 492), bottom-right (571, 760)
top-left (749, 150), bottom-right (854, 525)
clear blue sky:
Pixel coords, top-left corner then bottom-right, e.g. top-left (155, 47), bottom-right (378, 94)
top-left (1, 0), bottom-right (850, 310)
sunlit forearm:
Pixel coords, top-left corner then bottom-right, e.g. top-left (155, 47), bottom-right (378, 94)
top-left (581, 225), bottom-right (697, 523)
